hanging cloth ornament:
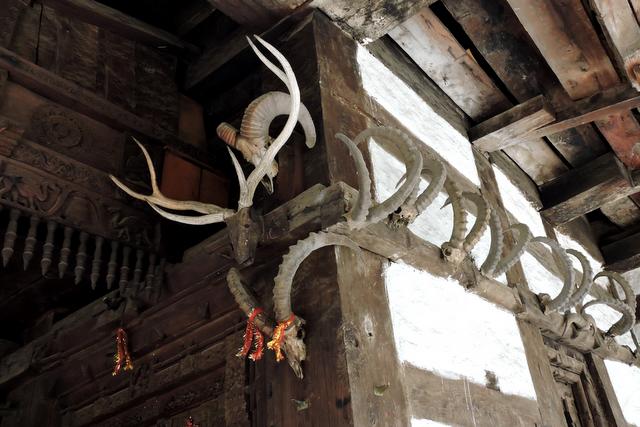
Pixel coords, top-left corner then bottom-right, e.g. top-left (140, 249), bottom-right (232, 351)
top-left (185, 416), bottom-right (199, 427)
top-left (237, 307), bottom-right (265, 361)
top-left (267, 313), bottom-right (295, 362)
top-left (112, 327), bottom-right (134, 376)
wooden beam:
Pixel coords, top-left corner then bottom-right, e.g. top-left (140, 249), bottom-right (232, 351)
top-left (602, 229), bottom-right (640, 271)
top-left (389, 7), bottom-right (510, 121)
top-left (314, 0), bottom-right (438, 42)
top-left (506, 0), bottom-right (640, 171)
top-left (590, 0), bottom-right (640, 91)
top-left (388, 5), bottom-right (567, 185)
top-left (173, 0), bottom-right (216, 36)
top-left (540, 153), bottom-right (638, 225)
top-left (469, 95), bottom-right (555, 152)
top-left (0, 46), bottom-right (212, 166)
top-left (526, 85), bottom-right (640, 140)
top-left (443, 0), bottom-right (608, 168)
top-left (42, 0), bottom-right (196, 52)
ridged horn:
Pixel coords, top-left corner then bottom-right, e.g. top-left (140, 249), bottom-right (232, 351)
top-left (440, 178), bottom-right (467, 263)
top-left (581, 271), bottom-right (636, 336)
top-left (559, 249), bottom-right (594, 312)
top-left (529, 236), bottom-right (575, 312)
top-left (227, 268), bottom-right (274, 335)
top-left (335, 133), bottom-right (372, 226)
top-left (352, 127), bottom-right (422, 224)
top-left (491, 223), bottom-right (532, 278)
top-left (460, 192), bottom-right (490, 254)
top-left (273, 231), bottom-right (362, 321)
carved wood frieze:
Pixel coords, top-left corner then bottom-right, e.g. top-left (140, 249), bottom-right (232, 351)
top-left (0, 156), bottom-right (154, 249)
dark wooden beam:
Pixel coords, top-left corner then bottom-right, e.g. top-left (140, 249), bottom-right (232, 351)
top-left (540, 153), bottom-right (638, 225)
top-left (173, 0), bottom-right (216, 36)
top-left (42, 0), bottom-right (197, 53)
top-left (602, 229), bottom-right (640, 271)
top-left (0, 46), bottom-right (213, 166)
top-left (469, 95), bottom-right (555, 152)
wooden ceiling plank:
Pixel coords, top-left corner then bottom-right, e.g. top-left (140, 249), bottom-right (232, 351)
top-left (469, 95), bottom-right (555, 152)
top-left (590, 0), bottom-right (640, 91)
top-left (389, 7), bottom-right (510, 121)
top-left (442, 0), bottom-right (608, 167)
top-left (41, 0), bottom-right (195, 52)
top-left (506, 0), bottom-right (640, 171)
top-left (601, 196), bottom-right (640, 228)
top-left (389, 6), bottom-right (568, 185)
top-left (540, 153), bottom-right (639, 225)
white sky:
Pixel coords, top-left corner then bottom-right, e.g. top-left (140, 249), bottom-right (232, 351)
top-left (605, 360), bottom-right (640, 425)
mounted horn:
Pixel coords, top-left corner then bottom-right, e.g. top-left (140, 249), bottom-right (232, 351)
top-left (581, 271), bottom-right (636, 336)
top-left (480, 206), bottom-right (532, 278)
top-left (440, 185), bottom-right (490, 264)
top-left (335, 132), bottom-right (372, 227)
top-left (272, 231), bottom-right (362, 379)
top-left (557, 249), bottom-right (593, 312)
top-left (391, 157), bottom-right (447, 228)
top-left (217, 92), bottom-right (316, 194)
top-left (111, 35), bottom-right (303, 265)
top-left (528, 237), bottom-right (575, 313)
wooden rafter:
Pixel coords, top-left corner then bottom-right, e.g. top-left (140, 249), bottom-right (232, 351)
top-left (42, 0), bottom-right (197, 53)
top-left (540, 153), bottom-right (638, 225)
top-left (388, 5), bottom-right (568, 185)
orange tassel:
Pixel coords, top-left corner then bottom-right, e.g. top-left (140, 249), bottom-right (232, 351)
top-left (267, 313), bottom-right (295, 362)
top-left (112, 327), bottom-right (134, 376)
top-left (238, 308), bottom-right (265, 361)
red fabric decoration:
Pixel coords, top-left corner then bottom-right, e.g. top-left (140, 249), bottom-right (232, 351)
top-left (267, 313), bottom-right (295, 362)
top-left (112, 327), bottom-right (134, 376)
top-left (237, 308), bottom-right (265, 361)
top-left (185, 416), bottom-right (199, 427)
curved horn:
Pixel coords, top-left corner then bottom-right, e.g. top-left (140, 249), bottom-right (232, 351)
top-left (353, 127), bottom-right (423, 224)
top-left (336, 133), bottom-right (372, 226)
top-left (239, 36), bottom-right (301, 209)
top-left (273, 231), bottom-right (362, 321)
top-left (227, 268), bottom-right (274, 335)
top-left (238, 92), bottom-right (316, 149)
top-left (491, 223), bottom-right (532, 278)
top-left (460, 192), bottom-right (490, 254)
top-left (480, 206), bottom-right (503, 276)
top-left (559, 249), bottom-right (594, 312)
top-left (581, 271), bottom-right (636, 336)
top-left (392, 158), bottom-right (447, 227)
top-left (529, 236), bottom-right (575, 312)
top-left (440, 178), bottom-right (467, 263)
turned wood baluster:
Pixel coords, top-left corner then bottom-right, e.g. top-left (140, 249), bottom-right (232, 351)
top-left (2, 209), bottom-right (20, 267)
top-left (74, 232), bottom-right (89, 285)
top-left (145, 252), bottom-right (157, 288)
top-left (58, 226), bottom-right (74, 278)
top-left (119, 246), bottom-right (132, 293)
top-left (106, 241), bottom-right (119, 290)
top-left (132, 248), bottom-right (144, 285)
top-left (41, 220), bottom-right (57, 275)
top-left (23, 215), bottom-right (39, 270)
top-left (90, 236), bottom-right (104, 289)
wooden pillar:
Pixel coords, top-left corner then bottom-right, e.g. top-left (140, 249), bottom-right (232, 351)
top-left (474, 151), bottom-right (568, 427)
top-left (253, 12), bottom-right (410, 427)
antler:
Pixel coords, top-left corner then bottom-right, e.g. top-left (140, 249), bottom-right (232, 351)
top-left (110, 35), bottom-right (301, 226)
top-left (110, 139), bottom-right (235, 223)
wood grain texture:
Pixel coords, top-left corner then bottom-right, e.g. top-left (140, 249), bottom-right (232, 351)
top-left (389, 7), bottom-right (510, 121)
top-left (470, 95), bottom-right (555, 152)
top-left (540, 153), bottom-right (638, 224)
top-left (404, 364), bottom-right (542, 427)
